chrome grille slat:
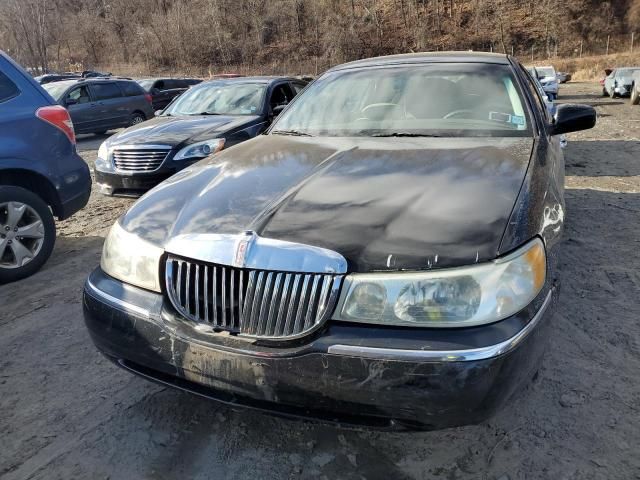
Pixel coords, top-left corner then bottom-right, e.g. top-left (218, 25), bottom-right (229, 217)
top-left (221, 266), bottom-right (227, 328)
top-left (112, 147), bottom-right (170, 172)
top-left (212, 266), bottom-right (218, 324)
top-left (166, 256), bottom-right (343, 339)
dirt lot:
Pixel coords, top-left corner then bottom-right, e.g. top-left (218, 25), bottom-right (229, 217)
top-left (1, 82), bottom-right (639, 480)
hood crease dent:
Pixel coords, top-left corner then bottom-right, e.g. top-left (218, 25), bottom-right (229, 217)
top-left (121, 135), bottom-right (534, 272)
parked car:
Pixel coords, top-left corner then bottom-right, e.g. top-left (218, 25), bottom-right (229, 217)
top-left (35, 70), bottom-right (112, 84)
top-left (0, 51), bottom-right (91, 282)
top-left (42, 78), bottom-right (154, 135)
top-left (94, 76), bottom-right (307, 196)
top-left (603, 67), bottom-right (640, 98)
top-left (630, 70), bottom-right (640, 105)
top-left (530, 73), bottom-right (570, 149)
top-left (528, 66), bottom-right (559, 99)
top-left (81, 70), bottom-right (112, 79)
top-left (83, 52), bottom-right (596, 429)
top-left (34, 73), bottom-right (81, 84)
top-left (209, 73), bottom-right (244, 80)
top-left (136, 77), bottom-right (202, 111)
top-left (556, 71), bottom-right (572, 83)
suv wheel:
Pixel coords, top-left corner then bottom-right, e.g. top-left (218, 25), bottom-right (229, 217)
top-left (130, 112), bottom-right (146, 126)
top-left (0, 186), bottom-right (56, 283)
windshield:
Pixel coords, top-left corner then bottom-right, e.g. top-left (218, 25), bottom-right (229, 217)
top-left (163, 82), bottom-right (266, 116)
top-left (272, 64), bottom-right (531, 137)
top-left (42, 80), bottom-right (76, 101)
top-left (536, 67), bottom-right (555, 78)
top-left (616, 68), bottom-right (640, 77)
top-left (136, 79), bottom-right (155, 91)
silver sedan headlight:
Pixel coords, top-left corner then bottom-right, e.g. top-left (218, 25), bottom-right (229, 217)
top-left (101, 220), bottom-right (164, 292)
top-left (334, 238), bottom-right (546, 328)
top-left (97, 141), bottom-right (109, 161)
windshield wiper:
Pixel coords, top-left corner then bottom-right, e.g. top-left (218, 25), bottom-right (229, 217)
top-left (371, 132), bottom-right (442, 138)
top-left (270, 129), bottom-right (314, 137)
top-left (191, 112), bottom-right (222, 116)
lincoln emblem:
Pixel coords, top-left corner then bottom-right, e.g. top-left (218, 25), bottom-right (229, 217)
top-left (234, 231), bottom-right (255, 267)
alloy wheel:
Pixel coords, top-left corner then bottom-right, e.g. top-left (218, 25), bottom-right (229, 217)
top-left (0, 201), bottom-right (46, 269)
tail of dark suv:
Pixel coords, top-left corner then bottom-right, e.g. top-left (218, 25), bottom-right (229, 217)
top-left (0, 51), bottom-right (91, 283)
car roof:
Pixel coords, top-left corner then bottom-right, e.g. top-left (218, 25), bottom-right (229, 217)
top-left (43, 77), bottom-right (136, 89)
top-left (138, 77), bottom-right (199, 81)
top-left (200, 75), bottom-right (301, 86)
top-left (330, 51), bottom-right (511, 71)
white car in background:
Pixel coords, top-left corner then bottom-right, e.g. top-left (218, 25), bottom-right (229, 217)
top-left (532, 66), bottom-right (559, 100)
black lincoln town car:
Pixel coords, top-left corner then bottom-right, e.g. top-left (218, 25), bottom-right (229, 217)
top-left (83, 52), bottom-right (596, 430)
top-left (94, 76), bottom-right (307, 195)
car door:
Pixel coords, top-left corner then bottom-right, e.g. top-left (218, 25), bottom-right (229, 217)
top-left (160, 80), bottom-right (187, 109)
top-left (63, 85), bottom-right (97, 133)
top-left (88, 82), bottom-right (128, 129)
top-left (605, 70), bottom-right (616, 95)
top-left (151, 79), bottom-right (171, 110)
top-left (267, 82), bottom-right (295, 121)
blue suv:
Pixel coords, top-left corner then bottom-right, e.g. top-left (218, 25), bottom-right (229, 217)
top-left (0, 51), bottom-right (91, 283)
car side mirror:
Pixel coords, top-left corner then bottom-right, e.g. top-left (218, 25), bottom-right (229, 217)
top-left (65, 98), bottom-right (77, 106)
top-left (551, 104), bottom-right (596, 135)
top-left (272, 104), bottom-right (286, 117)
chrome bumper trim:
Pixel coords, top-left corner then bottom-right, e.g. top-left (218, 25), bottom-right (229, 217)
top-left (85, 276), bottom-right (151, 319)
top-left (327, 290), bottom-right (553, 363)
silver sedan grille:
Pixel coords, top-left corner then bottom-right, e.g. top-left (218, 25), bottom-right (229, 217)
top-left (165, 256), bottom-right (344, 339)
top-left (112, 146), bottom-right (171, 172)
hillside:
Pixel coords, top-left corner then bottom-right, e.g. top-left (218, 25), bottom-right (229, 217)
top-left (1, 0), bottom-right (639, 76)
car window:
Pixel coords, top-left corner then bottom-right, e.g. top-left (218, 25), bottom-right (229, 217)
top-left (0, 70), bottom-right (20, 103)
top-left (137, 79), bottom-right (154, 91)
top-left (291, 82), bottom-right (306, 94)
top-left (536, 67), bottom-right (555, 78)
top-left (273, 64), bottom-right (531, 137)
top-left (270, 84), bottom-right (294, 109)
top-left (91, 83), bottom-right (123, 101)
top-left (155, 80), bottom-right (166, 90)
top-left (67, 86), bottom-right (91, 104)
top-left (163, 82), bottom-right (266, 116)
top-left (119, 81), bottom-right (144, 97)
top-left (519, 66), bottom-right (549, 123)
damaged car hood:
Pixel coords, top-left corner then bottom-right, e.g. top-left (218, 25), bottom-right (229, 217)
top-left (121, 135), bottom-right (534, 272)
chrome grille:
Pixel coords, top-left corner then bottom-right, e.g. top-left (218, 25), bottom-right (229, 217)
top-left (112, 146), bottom-right (171, 172)
top-left (165, 256), bottom-right (343, 339)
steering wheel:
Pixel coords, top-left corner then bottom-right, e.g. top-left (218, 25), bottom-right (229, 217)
top-left (360, 103), bottom-right (401, 120)
top-left (442, 109), bottom-right (474, 119)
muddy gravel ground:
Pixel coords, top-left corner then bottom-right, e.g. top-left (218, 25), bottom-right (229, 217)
top-left (1, 82), bottom-right (639, 480)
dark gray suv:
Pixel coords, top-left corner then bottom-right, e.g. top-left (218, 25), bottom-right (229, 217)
top-left (42, 78), bottom-right (155, 135)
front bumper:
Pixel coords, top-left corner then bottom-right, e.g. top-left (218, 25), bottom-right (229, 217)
top-left (95, 168), bottom-right (175, 196)
top-left (614, 85), bottom-right (632, 96)
top-left (83, 267), bottom-right (556, 430)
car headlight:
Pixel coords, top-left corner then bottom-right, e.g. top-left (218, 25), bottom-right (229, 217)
top-left (334, 238), bottom-right (546, 328)
top-left (98, 141), bottom-right (108, 161)
top-left (173, 138), bottom-right (225, 161)
top-left (101, 220), bottom-right (164, 292)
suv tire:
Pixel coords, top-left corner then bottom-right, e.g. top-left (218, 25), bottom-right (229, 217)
top-left (130, 112), bottom-right (146, 126)
top-left (631, 86), bottom-right (640, 105)
top-left (0, 186), bottom-right (56, 283)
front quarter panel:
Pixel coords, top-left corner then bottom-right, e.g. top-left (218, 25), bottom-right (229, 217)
top-left (499, 132), bottom-right (564, 281)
